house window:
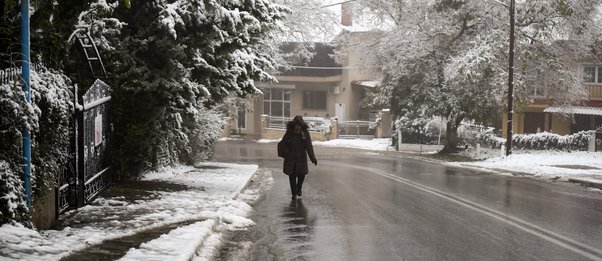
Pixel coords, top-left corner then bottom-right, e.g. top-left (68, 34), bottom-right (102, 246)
top-left (263, 88), bottom-right (291, 117)
top-left (533, 72), bottom-right (547, 97)
top-left (237, 107), bottom-right (246, 129)
top-left (582, 66), bottom-right (602, 83)
top-left (303, 91), bottom-right (327, 110)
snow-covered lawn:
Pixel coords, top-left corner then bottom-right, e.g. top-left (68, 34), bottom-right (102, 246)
top-left (0, 162), bottom-right (260, 261)
top-left (452, 151), bottom-right (602, 182)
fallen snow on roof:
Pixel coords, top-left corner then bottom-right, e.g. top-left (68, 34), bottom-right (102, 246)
top-left (544, 106), bottom-right (602, 116)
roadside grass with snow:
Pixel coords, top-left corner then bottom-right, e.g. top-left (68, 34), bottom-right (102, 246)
top-left (0, 162), bottom-right (260, 261)
top-left (452, 150), bottom-right (602, 182)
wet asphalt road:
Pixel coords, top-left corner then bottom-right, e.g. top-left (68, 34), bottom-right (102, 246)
top-left (214, 140), bottom-right (602, 261)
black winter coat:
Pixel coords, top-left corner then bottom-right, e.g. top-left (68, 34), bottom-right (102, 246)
top-left (282, 124), bottom-right (317, 176)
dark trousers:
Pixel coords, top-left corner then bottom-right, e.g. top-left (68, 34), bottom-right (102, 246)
top-left (289, 174), bottom-right (305, 196)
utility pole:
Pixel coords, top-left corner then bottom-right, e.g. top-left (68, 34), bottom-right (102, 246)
top-left (21, 0), bottom-right (32, 208)
top-left (506, 0), bottom-right (515, 156)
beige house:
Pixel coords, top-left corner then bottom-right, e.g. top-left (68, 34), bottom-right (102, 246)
top-left (225, 36), bottom-right (385, 139)
top-left (503, 57), bottom-right (602, 136)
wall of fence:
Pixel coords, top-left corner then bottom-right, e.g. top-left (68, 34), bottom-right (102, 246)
top-left (0, 63), bottom-right (47, 85)
top-left (256, 112), bottom-right (392, 141)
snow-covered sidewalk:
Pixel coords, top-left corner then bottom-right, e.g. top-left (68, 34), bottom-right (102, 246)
top-left (0, 162), bottom-right (261, 261)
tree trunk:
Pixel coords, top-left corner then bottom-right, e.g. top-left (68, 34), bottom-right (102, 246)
top-left (440, 116), bottom-right (463, 154)
top-left (442, 124), bottom-right (458, 153)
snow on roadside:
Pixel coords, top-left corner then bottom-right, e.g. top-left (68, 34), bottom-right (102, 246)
top-left (313, 138), bottom-right (391, 151)
top-left (451, 151), bottom-right (602, 181)
top-left (251, 137), bottom-right (602, 184)
top-left (119, 220), bottom-right (217, 261)
top-left (0, 162), bottom-right (258, 261)
top-left (256, 138), bottom-right (392, 151)
top-left (256, 138), bottom-right (278, 143)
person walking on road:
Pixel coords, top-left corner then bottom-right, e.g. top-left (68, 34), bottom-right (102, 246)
top-left (281, 116), bottom-right (318, 200)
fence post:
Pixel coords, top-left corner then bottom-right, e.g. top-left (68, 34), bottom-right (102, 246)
top-left (260, 114), bottom-right (268, 139)
top-left (397, 128), bottom-right (402, 151)
top-left (331, 118), bottom-right (339, 140)
top-left (589, 130), bottom-right (596, 152)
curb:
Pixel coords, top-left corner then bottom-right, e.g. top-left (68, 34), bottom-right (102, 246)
top-left (232, 166), bottom-right (261, 199)
top-left (192, 165), bottom-right (261, 259)
top-left (568, 178), bottom-right (602, 190)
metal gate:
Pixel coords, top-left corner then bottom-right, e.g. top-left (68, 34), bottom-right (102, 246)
top-left (57, 80), bottom-right (112, 215)
top-left (338, 120), bottom-right (376, 139)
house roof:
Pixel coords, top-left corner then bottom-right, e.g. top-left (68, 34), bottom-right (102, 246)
top-left (352, 80), bottom-right (380, 88)
top-left (544, 106), bottom-right (602, 116)
top-left (277, 42), bottom-right (342, 77)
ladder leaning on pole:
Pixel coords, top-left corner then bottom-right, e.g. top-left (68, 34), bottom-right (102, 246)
top-left (68, 25), bottom-right (107, 79)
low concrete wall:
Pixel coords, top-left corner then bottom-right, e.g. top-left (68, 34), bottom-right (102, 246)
top-left (32, 187), bottom-right (57, 229)
top-left (260, 115), bottom-right (332, 141)
top-left (376, 110), bottom-right (392, 138)
top-left (263, 128), bottom-right (329, 142)
top-left (223, 114), bottom-right (391, 142)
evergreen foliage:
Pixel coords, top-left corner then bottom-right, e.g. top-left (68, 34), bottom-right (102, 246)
top-left (76, 0), bottom-right (287, 178)
top-left (0, 67), bottom-right (73, 227)
top-left (0, 161), bottom-right (31, 227)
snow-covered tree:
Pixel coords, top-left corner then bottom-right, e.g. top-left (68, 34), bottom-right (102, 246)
top-left (76, 0), bottom-right (287, 175)
top-left (0, 66), bottom-right (74, 226)
top-left (267, 0), bottom-right (339, 71)
top-left (353, 0), bottom-right (602, 153)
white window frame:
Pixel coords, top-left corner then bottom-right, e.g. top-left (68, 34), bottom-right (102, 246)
top-left (533, 72), bottom-right (547, 97)
top-left (582, 65), bottom-right (602, 84)
top-left (263, 87), bottom-right (292, 117)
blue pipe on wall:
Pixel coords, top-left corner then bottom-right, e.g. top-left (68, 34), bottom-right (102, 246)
top-left (21, 0), bottom-right (31, 208)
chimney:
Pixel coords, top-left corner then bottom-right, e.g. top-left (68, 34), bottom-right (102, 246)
top-left (341, 3), bottom-right (352, 26)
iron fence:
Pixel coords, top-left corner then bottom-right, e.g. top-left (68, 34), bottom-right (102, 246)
top-left (266, 116), bottom-right (330, 133)
top-left (338, 120), bottom-right (375, 139)
top-left (0, 63), bottom-right (48, 85)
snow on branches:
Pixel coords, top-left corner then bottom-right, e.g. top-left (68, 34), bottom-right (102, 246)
top-left (77, 0), bottom-right (287, 173)
top-left (351, 0), bottom-right (602, 152)
top-left (0, 66), bottom-right (73, 226)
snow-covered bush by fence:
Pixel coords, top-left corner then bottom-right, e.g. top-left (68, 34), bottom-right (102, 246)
top-left (0, 66), bottom-right (72, 226)
top-left (479, 131), bottom-right (591, 151)
top-left (177, 104), bottom-right (226, 165)
top-left (0, 161), bottom-right (31, 227)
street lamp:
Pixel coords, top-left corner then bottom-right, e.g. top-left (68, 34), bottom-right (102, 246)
top-left (487, 0), bottom-right (515, 156)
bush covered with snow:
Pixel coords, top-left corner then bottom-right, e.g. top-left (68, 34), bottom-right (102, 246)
top-left (75, 0), bottom-right (287, 177)
top-left (479, 131), bottom-right (591, 151)
top-left (0, 161), bottom-right (31, 227)
top-left (0, 67), bottom-right (73, 226)
top-left (396, 115), bottom-right (443, 144)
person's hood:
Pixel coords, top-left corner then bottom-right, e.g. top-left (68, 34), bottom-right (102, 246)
top-left (287, 115), bottom-right (309, 131)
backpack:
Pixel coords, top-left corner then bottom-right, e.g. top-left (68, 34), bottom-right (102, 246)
top-left (277, 139), bottom-right (286, 158)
